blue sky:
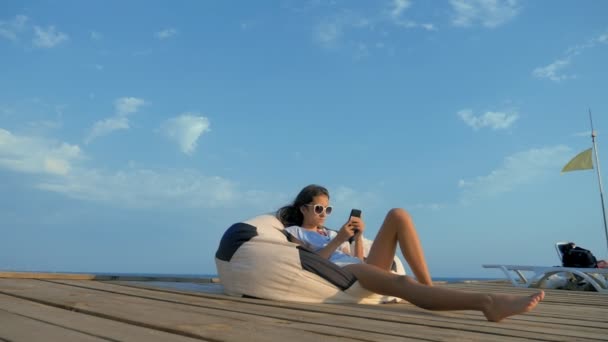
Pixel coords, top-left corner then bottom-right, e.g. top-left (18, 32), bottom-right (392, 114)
top-left (1, 0), bottom-right (608, 279)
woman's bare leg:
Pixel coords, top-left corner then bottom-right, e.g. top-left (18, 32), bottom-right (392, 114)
top-left (366, 208), bottom-right (432, 285)
top-left (345, 263), bottom-right (544, 322)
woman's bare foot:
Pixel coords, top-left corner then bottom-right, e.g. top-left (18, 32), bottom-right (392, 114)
top-left (482, 291), bottom-right (545, 322)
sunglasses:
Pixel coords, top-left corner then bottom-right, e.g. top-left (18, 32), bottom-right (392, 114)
top-left (305, 204), bottom-right (333, 215)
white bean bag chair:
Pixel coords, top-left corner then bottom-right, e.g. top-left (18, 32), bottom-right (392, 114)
top-left (215, 214), bottom-right (406, 304)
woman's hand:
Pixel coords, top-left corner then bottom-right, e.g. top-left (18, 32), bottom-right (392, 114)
top-left (316, 217), bottom-right (366, 260)
top-left (338, 216), bottom-right (366, 260)
top-left (337, 216), bottom-right (365, 243)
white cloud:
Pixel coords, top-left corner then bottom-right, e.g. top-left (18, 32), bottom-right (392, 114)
top-left (387, 1), bottom-right (438, 31)
top-left (44, 158), bottom-right (71, 175)
top-left (115, 97), bottom-right (146, 116)
top-left (457, 109), bottom-right (518, 130)
top-left (314, 20), bottom-right (344, 46)
top-left (450, 0), bottom-right (520, 28)
top-left (161, 113), bottom-right (211, 155)
top-left (26, 120), bottom-right (62, 132)
top-left (390, 0), bottom-right (412, 19)
top-left (393, 20), bottom-right (438, 31)
top-left (90, 31), bottom-right (102, 40)
top-left (566, 42), bottom-right (594, 57)
top-left (86, 117), bottom-right (129, 144)
top-left (532, 58), bottom-right (572, 82)
top-left (37, 168), bottom-right (232, 208)
top-left (332, 186), bottom-right (383, 211)
top-left (155, 28), bottom-right (178, 40)
top-left (313, 5), bottom-right (436, 51)
top-left (36, 167), bottom-right (287, 210)
top-left (85, 97), bottom-right (146, 143)
top-left (0, 128), bottom-right (81, 176)
top-left (458, 145), bottom-right (571, 203)
top-left (0, 128), bottom-right (287, 210)
top-left (0, 15), bottom-right (28, 41)
top-left (33, 25), bottom-right (69, 48)
top-left (533, 30), bottom-right (607, 83)
top-left (578, 30), bottom-right (608, 50)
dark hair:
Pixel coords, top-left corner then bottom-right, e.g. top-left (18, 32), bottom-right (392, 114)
top-left (276, 184), bottom-right (329, 227)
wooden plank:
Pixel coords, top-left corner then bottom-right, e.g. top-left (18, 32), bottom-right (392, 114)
top-left (0, 279), bottom-right (418, 342)
top-left (445, 282), bottom-right (608, 300)
top-left (444, 281), bottom-right (608, 295)
top-left (0, 271), bottom-right (218, 283)
top-left (51, 279), bottom-right (608, 341)
top-left (354, 301), bottom-right (608, 328)
top-left (0, 279), bottom-right (468, 342)
top-left (4, 277), bottom-right (608, 341)
top-left (114, 279), bottom-right (608, 324)
top-left (116, 279), bottom-right (608, 339)
top-left (0, 293), bottom-right (203, 342)
top-left (0, 308), bottom-right (107, 342)
top-left (3, 279), bottom-right (540, 342)
top-left (139, 280), bottom-right (608, 317)
top-left (437, 284), bottom-right (608, 319)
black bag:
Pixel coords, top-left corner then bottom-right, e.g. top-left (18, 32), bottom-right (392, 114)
top-left (562, 244), bottom-right (598, 268)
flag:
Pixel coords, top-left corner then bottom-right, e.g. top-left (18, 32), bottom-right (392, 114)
top-left (562, 148), bottom-right (593, 173)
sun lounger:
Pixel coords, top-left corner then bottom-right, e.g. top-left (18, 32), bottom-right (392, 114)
top-left (484, 241), bottom-right (608, 292)
top-left (482, 264), bottom-right (608, 293)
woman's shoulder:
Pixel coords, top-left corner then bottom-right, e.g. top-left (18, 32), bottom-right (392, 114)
top-left (284, 225), bottom-right (303, 233)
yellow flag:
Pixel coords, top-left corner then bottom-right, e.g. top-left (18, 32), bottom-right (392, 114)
top-left (562, 148), bottom-right (593, 173)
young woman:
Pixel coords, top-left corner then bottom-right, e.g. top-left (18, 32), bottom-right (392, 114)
top-left (276, 184), bottom-right (544, 322)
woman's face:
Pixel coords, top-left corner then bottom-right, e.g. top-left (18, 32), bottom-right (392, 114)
top-left (301, 194), bottom-right (331, 228)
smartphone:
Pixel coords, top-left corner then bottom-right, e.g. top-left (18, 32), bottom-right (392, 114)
top-left (350, 209), bottom-right (362, 218)
top-left (349, 209), bottom-right (362, 243)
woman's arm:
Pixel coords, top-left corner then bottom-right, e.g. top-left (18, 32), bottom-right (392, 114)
top-left (317, 219), bottom-right (362, 259)
top-left (316, 237), bottom-right (347, 259)
top-left (349, 216), bottom-right (366, 260)
top-left (353, 234), bottom-right (365, 261)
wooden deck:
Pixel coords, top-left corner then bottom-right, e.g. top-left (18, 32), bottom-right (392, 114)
top-left (0, 274), bottom-right (606, 341)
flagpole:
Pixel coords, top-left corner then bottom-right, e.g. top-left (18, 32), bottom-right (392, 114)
top-left (589, 109), bottom-right (608, 254)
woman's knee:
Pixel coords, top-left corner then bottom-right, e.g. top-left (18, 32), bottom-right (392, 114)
top-left (387, 208), bottom-right (412, 222)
